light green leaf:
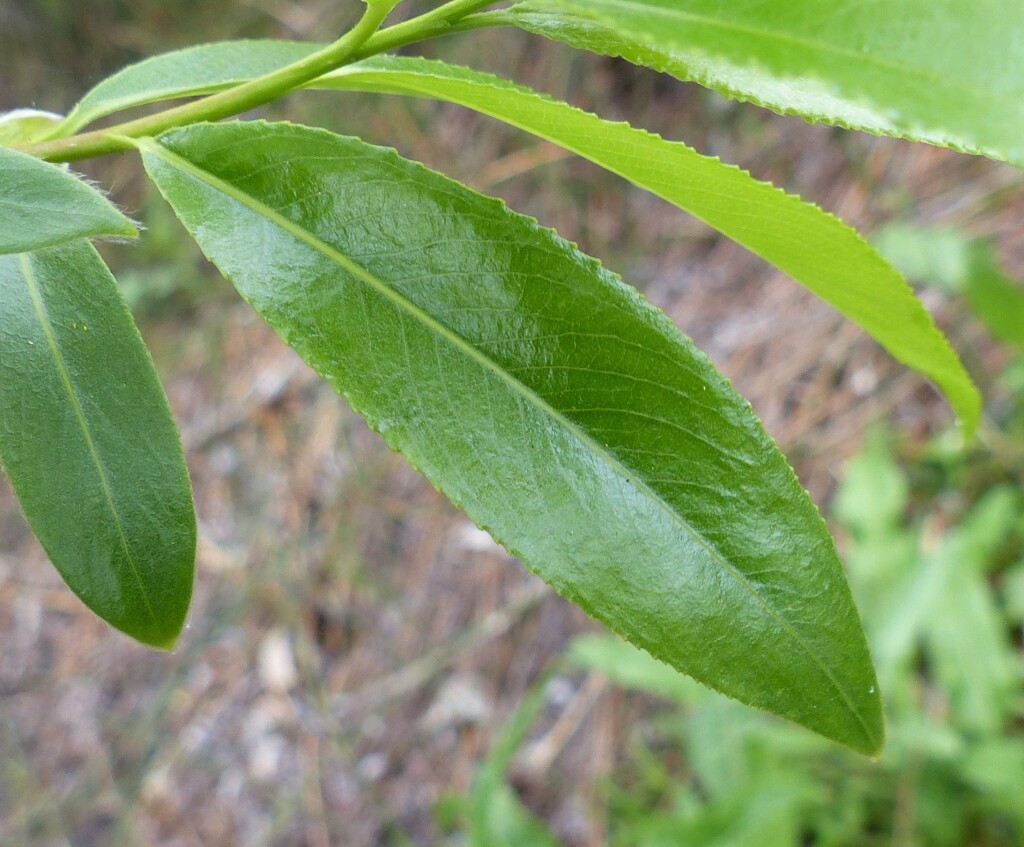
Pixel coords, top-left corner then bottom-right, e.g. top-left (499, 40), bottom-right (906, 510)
top-left (140, 120), bottom-right (883, 753)
top-left (316, 56), bottom-right (980, 434)
top-left (0, 242), bottom-right (195, 648)
top-left (494, 0), bottom-right (1024, 166)
top-left (0, 145), bottom-right (137, 254)
top-left (469, 676), bottom-right (559, 847)
top-left (925, 564), bottom-right (1018, 735)
top-left (0, 109), bottom-right (63, 146)
top-left (868, 488), bottom-right (1016, 686)
top-left (922, 488), bottom-right (1019, 734)
top-left (61, 40), bottom-right (320, 135)
top-left (876, 223), bottom-right (1024, 348)
top-left (568, 633), bottom-right (705, 703)
top-left (1006, 562), bottom-right (1024, 625)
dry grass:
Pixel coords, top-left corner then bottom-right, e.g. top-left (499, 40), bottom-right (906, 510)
top-left (1, 3), bottom-right (1022, 845)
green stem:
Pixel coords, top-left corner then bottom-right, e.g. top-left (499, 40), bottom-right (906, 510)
top-left (354, 0), bottom-right (503, 58)
top-left (20, 0), bottom-right (499, 164)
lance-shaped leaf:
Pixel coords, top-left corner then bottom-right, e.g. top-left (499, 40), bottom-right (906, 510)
top-left (493, 0), bottom-right (1024, 167)
top-left (140, 121), bottom-right (883, 752)
top-left (317, 56), bottom-right (980, 434)
top-left (0, 242), bottom-right (195, 648)
top-left (59, 40), bottom-right (320, 136)
top-left (0, 145), bottom-right (137, 254)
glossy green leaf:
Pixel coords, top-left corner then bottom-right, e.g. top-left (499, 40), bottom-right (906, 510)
top-left (0, 241), bottom-right (195, 648)
top-left (60, 40), bottom-right (319, 135)
top-left (495, 0), bottom-right (1024, 166)
top-left (317, 56), bottom-right (980, 434)
top-left (140, 120), bottom-right (883, 752)
top-left (0, 145), bottom-right (137, 254)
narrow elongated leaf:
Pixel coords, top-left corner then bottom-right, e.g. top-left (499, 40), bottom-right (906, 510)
top-left (318, 56), bottom-right (980, 433)
top-left (495, 0), bottom-right (1024, 166)
top-left (60, 40), bottom-right (320, 135)
top-left (0, 145), bottom-right (137, 254)
top-left (140, 120), bottom-right (883, 752)
top-left (877, 224), bottom-right (1024, 348)
top-left (0, 242), bottom-right (195, 648)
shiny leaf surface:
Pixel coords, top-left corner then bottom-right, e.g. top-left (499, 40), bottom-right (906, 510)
top-left (0, 242), bottom-right (195, 647)
top-left (141, 120), bottom-right (883, 752)
top-left (0, 145), bottom-right (137, 254)
top-left (319, 56), bottom-right (980, 433)
top-left (497, 0), bottom-right (1024, 166)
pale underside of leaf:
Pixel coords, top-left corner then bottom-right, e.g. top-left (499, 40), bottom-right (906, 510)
top-left (0, 145), bottom-right (137, 254)
top-left (139, 121), bottom-right (883, 752)
top-left (60, 40), bottom-right (320, 135)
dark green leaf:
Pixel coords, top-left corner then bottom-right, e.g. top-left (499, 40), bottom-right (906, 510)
top-left (0, 145), bottom-right (137, 254)
top-left (318, 56), bottom-right (980, 434)
top-left (0, 242), bottom-right (195, 648)
top-left (140, 120), bottom-right (883, 752)
top-left (496, 0), bottom-right (1024, 166)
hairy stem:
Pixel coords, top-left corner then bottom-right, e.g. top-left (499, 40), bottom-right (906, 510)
top-left (20, 0), bottom-right (500, 163)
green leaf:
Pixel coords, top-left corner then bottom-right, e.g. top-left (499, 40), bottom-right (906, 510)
top-left (495, 0), bottom-right (1024, 166)
top-left (0, 242), bottom-right (195, 648)
top-left (568, 633), bottom-right (705, 703)
top-left (867, 487), bottom-right (1016, 689)
top-left (921, 489), bottom-right (1019, 734)
top-left (0, 145), bottom-right (137, 254)
top-left (1006, 561), bottom-right (1024, 625)
top-left (876, 223), bottom-right (1024, 348)
top-left (469, 675), bottom-right (559, 847)
top-left (0, 109), bottom-right (63, 146)
top-left (140, 120), bottom-right (883, 753)
top-left (61, 40), bottom-right (320, 135)
top-left (316, 56), bottom-right (980, 434)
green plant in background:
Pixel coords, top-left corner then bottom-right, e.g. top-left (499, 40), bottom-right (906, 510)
top-left (1, 0), bottom-right (1021, 754)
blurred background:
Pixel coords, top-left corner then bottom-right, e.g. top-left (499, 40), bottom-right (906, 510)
top-left (1, 2), bottom-right (1022, 845)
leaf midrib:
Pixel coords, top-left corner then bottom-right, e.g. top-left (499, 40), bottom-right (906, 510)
top-left (140, 136), bottom-right (877, 750)
top-left (18, 252), bottom-right (158, 627)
